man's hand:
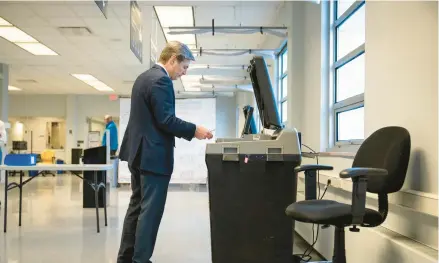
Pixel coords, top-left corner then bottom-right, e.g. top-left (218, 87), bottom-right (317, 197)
top-left (195, 126), bottom-right (213, 140)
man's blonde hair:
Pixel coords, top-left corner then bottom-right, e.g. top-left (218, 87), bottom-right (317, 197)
top-left (158, 41), bottom-right (195, 64)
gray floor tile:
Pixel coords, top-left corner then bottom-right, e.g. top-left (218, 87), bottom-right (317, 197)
top-left (0, 174), bottom-right (323, 263)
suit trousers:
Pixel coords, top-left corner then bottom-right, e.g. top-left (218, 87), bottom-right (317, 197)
top-left (117, 164), bottom-right (171, 263)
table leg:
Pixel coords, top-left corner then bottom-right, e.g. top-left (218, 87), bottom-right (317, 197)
top-left (4, 171), bottom-right (8, 233)
top-left (19, 171), bottom-right (23, 227)
top-left (94, 171), bottom-right (100, 233)
top-left (103, 173), bottom-right (107, 227)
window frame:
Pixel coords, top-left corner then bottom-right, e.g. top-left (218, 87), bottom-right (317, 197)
top-left (330, 0), bottom-right (366, 148)
top-left (277, 44), bottom-right (288, 125)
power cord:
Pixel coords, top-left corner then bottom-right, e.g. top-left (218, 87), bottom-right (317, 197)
top-left (300, 144), bottom-right (320, 198)
top-left (300, 180), bottom-right (331, 262)
top-left (293, 144), bottom-right (332, 262)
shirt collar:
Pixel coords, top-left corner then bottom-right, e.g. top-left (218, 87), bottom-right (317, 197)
top-left (156, 63), bottom-right (169, 77)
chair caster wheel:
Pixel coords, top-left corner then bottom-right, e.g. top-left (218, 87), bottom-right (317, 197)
top-left (349, 225), bottom-right (360, 232)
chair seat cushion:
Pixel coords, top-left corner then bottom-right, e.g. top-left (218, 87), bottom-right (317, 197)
top-left (285, 200), bottom-right (383, 227)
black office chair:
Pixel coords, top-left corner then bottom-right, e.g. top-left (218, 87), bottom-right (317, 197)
top-left (286, 126), bottom-right (411, 263)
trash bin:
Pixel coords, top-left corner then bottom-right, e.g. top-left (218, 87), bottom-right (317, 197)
top-left (56, 159), bottom-right (65, 174)
top-left (82, 146), bottom-right (109, 208)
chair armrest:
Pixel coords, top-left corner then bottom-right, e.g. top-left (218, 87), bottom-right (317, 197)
top-left (294, 164), bottom-right (334, 173)
top-left (295, 164), bottom-right (333, 201)
top-left (339, 168), bottom-right (387, 226)
top-left (339, 167), bottom-right (388, 178)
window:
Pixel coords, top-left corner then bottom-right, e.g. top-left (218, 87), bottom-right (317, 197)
top-left (281, 101), bottom-right (288, 123)
top-left (278, 46), bottom-right (288, 124)
top-left (336, 107), bottom-right (364, 141)
top-left (331, 0), bottom-right (365, 146)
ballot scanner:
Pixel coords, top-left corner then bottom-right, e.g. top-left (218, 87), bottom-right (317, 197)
top-left (241, 105), bottom-right (257, 137)
top-left (205, 56), bottom-right (302, 263)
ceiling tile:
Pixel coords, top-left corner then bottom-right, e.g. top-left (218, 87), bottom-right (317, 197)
top-left (47, 17), bottom-right (87, 28)
top-left (0, 3), bottom-right (36, 19)
top-left (28, 3), bottom-right (78, 18)
top-left (194, 6), bottom-right (236, 26)
top-left (71, 4), bottom-right (108, 18)
top-left (8, 16), bottom-right (50, 28)
top-left (110, 2), bottom-right (131, 18)
top-left (0, 1), bottom-right (280, 95)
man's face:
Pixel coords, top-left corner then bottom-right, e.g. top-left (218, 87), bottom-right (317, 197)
top-left (104, 117), bottom-right (110, 124)
top-left (168, 56), bottom-right (190, 80)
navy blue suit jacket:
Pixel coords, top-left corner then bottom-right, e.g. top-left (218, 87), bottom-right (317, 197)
top-left (119, 64), bottom-right (196, 176)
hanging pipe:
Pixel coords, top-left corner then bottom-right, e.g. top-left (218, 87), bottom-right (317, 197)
top-left (167, 26), bottom-right (287, 30)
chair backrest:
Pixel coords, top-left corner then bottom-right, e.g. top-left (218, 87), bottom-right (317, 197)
top-left (352, 126), bottom-right (411, 194)
top-left (41, 150), bottom-right (55, 163)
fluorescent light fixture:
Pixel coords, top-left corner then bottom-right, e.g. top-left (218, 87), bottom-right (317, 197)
top-left (184, 87), bottom-right (201, 92)
top-left (0, 17), bottom-right (11, 26)
top-left (180, 77), bottom-right (201, 90)
top-left (71, 74), bottom-right (114, 92)
top-left (8, 86), bottom-right (21, 91)
top-left (0, 27), bottom-right (37, 42)
top-left (0, 16), bottom-right (58, 56)
top-left (181, 76), bottom-right (201, 92)
top-left (16, 43), bottom-right (58, 56)
top-left (154, 6), bottom-right (196, 49)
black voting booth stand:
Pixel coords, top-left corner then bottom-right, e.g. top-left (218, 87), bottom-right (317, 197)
top-left (206, 156), bottom-right (297, 263)
top-left (82, 146), bottom-right (110, 208)
top-left (206, 56), bottom-right (302, 263)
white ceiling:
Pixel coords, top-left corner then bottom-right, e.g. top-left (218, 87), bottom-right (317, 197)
top-left (0, 1), bottom-right (284, 96)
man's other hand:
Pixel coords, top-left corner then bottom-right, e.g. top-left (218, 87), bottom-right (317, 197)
top-left (195, 126), bottom-right (213, 140)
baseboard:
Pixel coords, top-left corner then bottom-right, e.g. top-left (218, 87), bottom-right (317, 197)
top-left (295, 191), bottom-right (438, 263)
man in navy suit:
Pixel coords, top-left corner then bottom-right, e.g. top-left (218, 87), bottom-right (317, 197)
top-left (116, 41), bottom-right (213, 263)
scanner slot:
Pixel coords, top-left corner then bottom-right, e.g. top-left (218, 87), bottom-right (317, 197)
top-left (222, 146), bottom-right (239, 162)
top-left (266, 147), bottom-right (283, 161)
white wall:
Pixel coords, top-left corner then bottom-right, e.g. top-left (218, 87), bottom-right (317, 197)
top-left (264, 1), bottom-right (438, 262)
top-left (9, 93), bottom-right (239, 162)
top-left (365, 1), bottom-right (438, 195)
top-left (8, 94), bottom-right (119, 162)
top-left (215, 96), bottom-right (237, 139)
top-left (75, 95), bottom-right (120, 146)
top-left (9, 95), bottom-right (66, 117)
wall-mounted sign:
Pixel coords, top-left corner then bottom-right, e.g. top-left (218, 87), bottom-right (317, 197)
top-left (95, 0), bottom-right (108, 18)
top-left (130, 0), bottom-right (143, 64)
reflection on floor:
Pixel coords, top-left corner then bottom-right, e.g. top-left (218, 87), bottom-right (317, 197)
top-left (0, 174), bottom-right (323, 263)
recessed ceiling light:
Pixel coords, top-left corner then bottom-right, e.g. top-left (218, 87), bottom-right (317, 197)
top-left (8, 86), bottom-right (22, 91)
top-left (71, 74), bottom-right (114, 92)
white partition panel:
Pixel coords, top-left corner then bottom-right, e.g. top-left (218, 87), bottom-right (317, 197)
top-left (118, 97), bottom-right (216, 184)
